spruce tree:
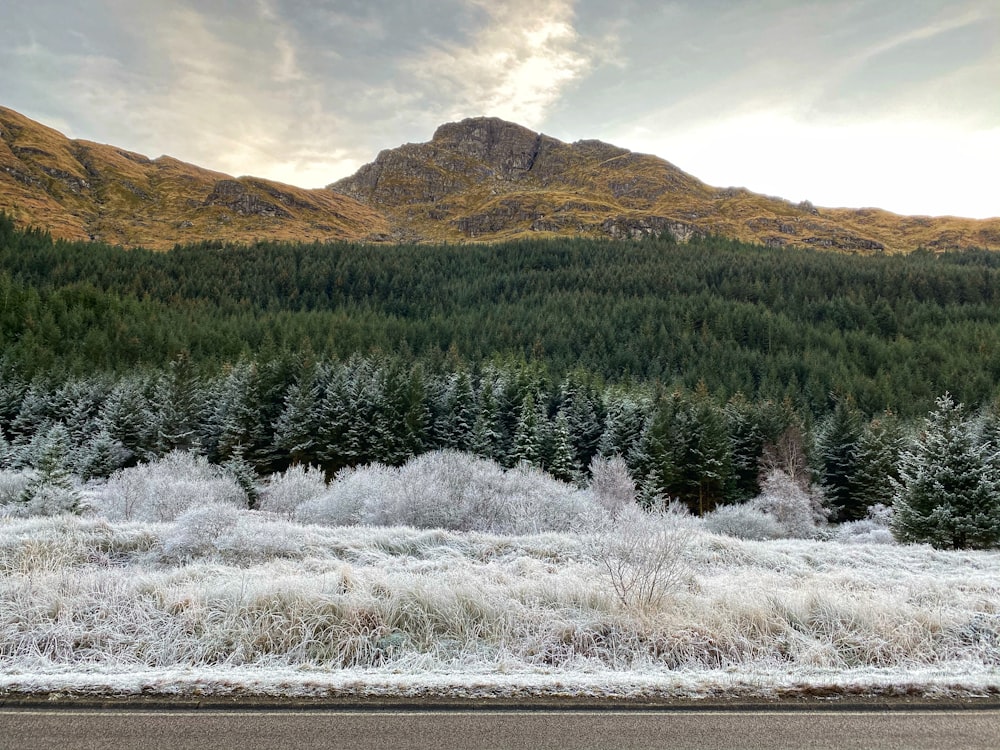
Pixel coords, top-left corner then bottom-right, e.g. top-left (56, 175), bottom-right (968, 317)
top-left (513, 391), bottom-right (545, 467)
top-left (548, 409), bottom-right (580, 483)
top-left (892, 395), bottom-right (1000, 549)
top-left (818, 396), bottom-right (864, 522)
top-left (852, 412), bottom-right (903, 511)
top-left (18, 423), bottom-right (80, 515)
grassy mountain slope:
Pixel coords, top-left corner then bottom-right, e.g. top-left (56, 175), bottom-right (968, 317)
top-left (0, 106), bottom-right (387, 249)
top-left (332, 117), bottom-right (1000, 253)
top-left (1, 106), bottom-right (997, 252)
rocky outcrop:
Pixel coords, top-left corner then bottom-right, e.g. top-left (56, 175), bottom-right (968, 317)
top-left (204, 180), bottom-right (292, 218)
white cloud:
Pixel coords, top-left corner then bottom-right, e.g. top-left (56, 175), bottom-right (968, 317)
top-left (403, 0), bottom-right (596, 127)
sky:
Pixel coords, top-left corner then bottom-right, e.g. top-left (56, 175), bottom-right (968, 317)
top-left (0, 0), bottom-right (997, 218)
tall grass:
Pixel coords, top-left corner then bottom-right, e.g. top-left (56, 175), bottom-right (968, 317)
top-left (1, 511), bottom-right (997, 698)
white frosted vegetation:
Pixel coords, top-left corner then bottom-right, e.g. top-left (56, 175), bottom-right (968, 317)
top-left (1, 506), bottom-right (998, 699)
top-left (1, 450), bottom-right (996, 699)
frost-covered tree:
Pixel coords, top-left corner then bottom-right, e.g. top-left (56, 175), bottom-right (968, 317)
top-left (556, 374), bottom-right (604, 471)
top-left (151, 352), bottom-right (203, 455)
top-left (76, 427), bottom-right (132, 481)
top-left (470, 379), bottom-right (504, 462)
top-left (432, 369), bottom-right (477, 451)
top-left (99, 374), bottom-right (156, 461)
top-left (15, 423), bottom-right (80, 516)
top-left (599, 393), bottom-right (649, 465)
top-left (547, 409), bottom-right (580, 483)
top-left (273, 367), bottom-right (322, 467)
top-left (892, 395), bottom-right (1000, 549)
top-left (512, 391), bottom-right (546, 467)
top-left (751, 468), bottom-right (827, 538)
top-left (222, 444), bottom-right (260, 509)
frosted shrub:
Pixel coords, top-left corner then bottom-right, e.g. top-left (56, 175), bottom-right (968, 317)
top-left (751, 469), bottom-right (828, 538)
top-left (589, 455), bottom-right (636, 519)
top-left (162, 502), bottom-right (245, 560)
top-left (0, 469), bottom-right (33, 506)
top-left (597, 506), bottom-right (691, 613)
top-left (258, 464), bottom-right (326, 519)
top-left (704, 503), bottom-right (784, 540)
top-left (90, 451), bottom-right (247, 522)
top-left (373, 451), bottom-right (507, 531)
top-left (834, 503), bottom-right (896, 545)
top-left (296, 451), bottom-right (600, 534)
top-left (297, 463), bottom-right (396, 527)
top-left (500, 462), bottom-right (596, 534)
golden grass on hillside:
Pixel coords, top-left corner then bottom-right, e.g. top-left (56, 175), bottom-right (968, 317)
top-left (1, 106), bottom-right (997, 252)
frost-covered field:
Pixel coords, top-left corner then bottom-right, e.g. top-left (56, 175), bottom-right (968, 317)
top-left (2, 510), bottom-right (999, 700)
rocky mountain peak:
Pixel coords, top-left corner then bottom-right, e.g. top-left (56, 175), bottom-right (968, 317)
top-left (429, 117), bottom-right (553, 176)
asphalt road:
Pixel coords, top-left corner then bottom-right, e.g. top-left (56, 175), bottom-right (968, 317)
top-left (3, 707), bottom-right (999, 750)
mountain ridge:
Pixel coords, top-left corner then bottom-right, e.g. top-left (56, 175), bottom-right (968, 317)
top-left (1, 105), bottom-right (998, 252)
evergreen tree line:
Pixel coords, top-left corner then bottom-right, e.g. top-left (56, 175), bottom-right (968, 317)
top-left (3, 214), bottom-right (1000, 416)
top-left (4, 353), bottom-right (1000, 546)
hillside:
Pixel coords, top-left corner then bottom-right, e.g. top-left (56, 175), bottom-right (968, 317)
top-left (0, 106), bottom-right (387, 249)
top-left (1, 105), bottom-right (998, 252)
top-left (333, 117), bottom-right (1000, 253)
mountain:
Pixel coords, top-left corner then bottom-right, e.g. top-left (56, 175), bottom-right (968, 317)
top-left (0, 106), bottom-right (386, 249)
top-left (332, 117), bottom-right (1000, 252)
top-left (1, 105), bottom-right (998, 252)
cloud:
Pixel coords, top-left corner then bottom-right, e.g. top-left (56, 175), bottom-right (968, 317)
top-left (402, 0), bottom-right (600, 127)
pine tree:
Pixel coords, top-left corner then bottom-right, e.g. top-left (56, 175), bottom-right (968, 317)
top-left (892, 394), bottom-right (1000, 549)
top-left (316, 363), bottom-right (352, 474)
top-left (852, 412), bottom-right (903, 511)
top-left (151, 352), bottom-right (203, 455)
top-left (100, 374), bottom-right (156, 461)
top-left (557, 374), bottom-right (604, 471)
top-left (17, 423), bottom-right (80, 515)
top-left (513, 391), bottom-right (545, 467)
top-left (222, 444), bottom-right (259, 509)
top-left (818, 396), bottom-right (864, 522)
top-left (547, 409), bottom-right (580, 483)
top-left (76, 427), bottom-right (132, 481)
top-left (470, 379), bottom-right (503, 461)
top-left (273, 368), bottom-right (322, 467)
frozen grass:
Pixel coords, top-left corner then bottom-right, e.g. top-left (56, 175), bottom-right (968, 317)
top-left (1, 510), bottom-right (998, 700)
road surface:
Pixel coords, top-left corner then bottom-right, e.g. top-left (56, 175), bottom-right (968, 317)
top-left (2, 706), bottom-right (999, 750)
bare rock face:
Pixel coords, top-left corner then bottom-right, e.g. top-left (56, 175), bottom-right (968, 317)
top-left (430, 118), bottom-right (548, 178)
top-left (204, 180), bottom-right (292, 218)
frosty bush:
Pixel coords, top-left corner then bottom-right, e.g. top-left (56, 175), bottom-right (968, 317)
top-left (750, 469), bottom-right (828, 538)
top-left (365, 451), bottom-right (506, 530)
top-left (258, 464), bottom-right (326, 519)
top-left (834, 504), bottom-right (896, 545)
top-left (499, 462), bottom-right (597, 534)
top-left (162, 502), bottom-right (245, 560)
top-left (296, 451), bottom-right (599, 534)
top-left (703, 503), bottom-right (784, 540)
top-left (596, 506), bottom-right (691, 612)
top-left (89, 451), bottom-right (247, 522)
top-left (296, 462), bottom-right (395, 527)
top-left (0, 469), bottom-right (33, 507)
top-left (589, 455), bottom-right (636, 519)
